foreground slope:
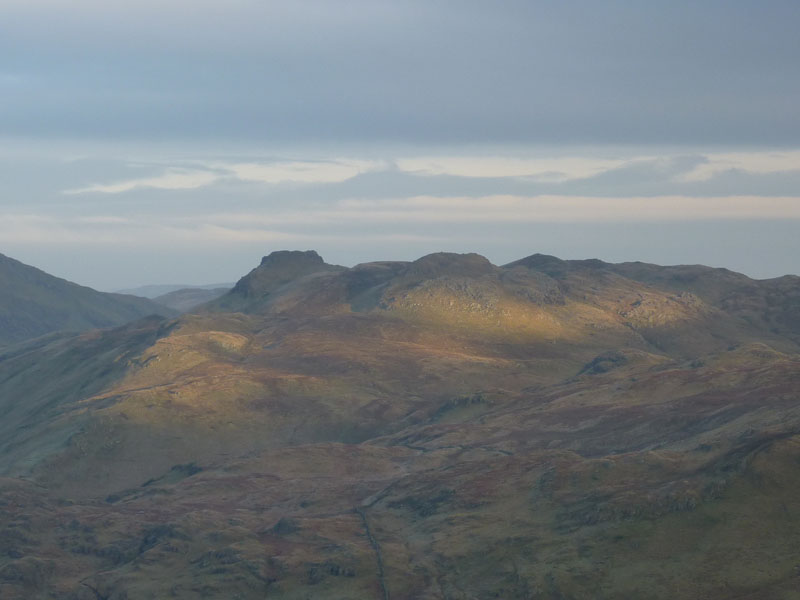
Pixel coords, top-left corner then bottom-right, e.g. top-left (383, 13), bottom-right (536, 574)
top-left (0, 250), bottom-right (799, 599)
top-left (0, 252), bottom-right (176, 345)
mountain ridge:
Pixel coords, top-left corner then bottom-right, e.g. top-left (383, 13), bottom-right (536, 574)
top-left (0, 249), bottom-right (799, 599)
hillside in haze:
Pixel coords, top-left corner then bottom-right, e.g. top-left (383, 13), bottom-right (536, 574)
top-left (0, 250), bottom-right (799, 599)
top-left (152, 287), bottom-right (231, 313)
top-left (117, 283), bottom-right (235, 299)
top-left (0, 252), bottom-right (176, 346)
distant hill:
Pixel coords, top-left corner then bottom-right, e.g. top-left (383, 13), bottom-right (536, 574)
top-left (116, 282), bottom-right (235, 299)
top-left (153, 287), bottom-right (230, 313)
top-left (0, 252), bottom-right (176, 346)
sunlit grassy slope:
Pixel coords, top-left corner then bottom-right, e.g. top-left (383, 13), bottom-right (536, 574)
top-left (0, 250), bottom-right (798, 599)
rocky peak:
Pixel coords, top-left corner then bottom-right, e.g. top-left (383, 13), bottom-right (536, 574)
top-left (226, 250), bottom-right (341, 302)
top-left (405, 252), bottom-right (495, 280)
top-left (259, 250), bottom-right (325, 268)
top-left (504, 253), bottom-right (568, 277)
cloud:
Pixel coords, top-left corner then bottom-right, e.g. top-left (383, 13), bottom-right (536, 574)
top-left (5, 194), bottom-right (798, 250)
top-left (4, 2), bottom-right (799, 145)
top-left (62, 159), bottom-right (386, 194)
top-left (0, 215), bottom-right (128, 243)
top-left (321, 195), bottom-right (800, 223)
top-left (219, 159), bottom-right (385, 185)
top-left (73, 216), bottom-right (131, 224)
top-left (394, 156), bottom-right (631, 182)
top-left (679, 151), bottom-right (800, 182)
top-left (0, 72), bottom-right (27, 87)
top-left (0, 212), bottom-right (441, 245)
top-left (160, 195), bottom-right (800, 231)
top-left (59, 149), bottom-right (800, 201)
top-left (64, 168), bottom-right (219, 194)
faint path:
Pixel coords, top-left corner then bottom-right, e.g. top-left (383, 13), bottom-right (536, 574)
top-left (355, 507), bottom-right (390, 600)
top-left (80, 581), bottom-right (108, 600)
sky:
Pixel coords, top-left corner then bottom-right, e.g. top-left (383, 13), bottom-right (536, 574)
top-left (1, 0), bottom-right (799, 290)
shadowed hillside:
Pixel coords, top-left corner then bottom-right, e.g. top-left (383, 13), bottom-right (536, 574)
top-left (0, 252), bottom-right (176, 346)
top-left (0, 250), bottom-right (798, 599)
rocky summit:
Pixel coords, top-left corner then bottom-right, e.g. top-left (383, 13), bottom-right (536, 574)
top-left (1, 250), bottom-right (799, 599)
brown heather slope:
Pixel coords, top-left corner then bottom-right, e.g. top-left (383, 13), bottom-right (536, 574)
top-left (0, 250), bottom-right (799, 599)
